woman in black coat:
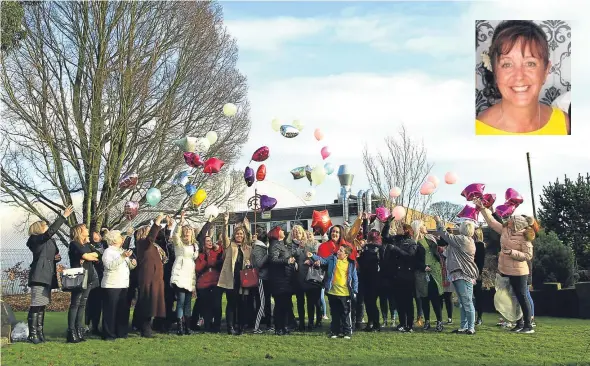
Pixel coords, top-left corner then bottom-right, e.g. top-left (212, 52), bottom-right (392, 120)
top-left (268, 226), bottom-right (295, 335)
top-left (25, 205), bottom-right (74, 344)
top-left (292, 240), bottom-right (322, 332)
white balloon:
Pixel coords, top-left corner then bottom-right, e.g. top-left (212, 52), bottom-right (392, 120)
top-left (292, 120), bottom-right (304, 131)
top-left (195, 137), bottom-right (210, 153)
top-left (311, 165), bottom-right (326, 185)
top-left (303, 189), bottom-right (315, 201)
top-left (271, 118), bottom-right (281, 132)
top-left (204, 205), bottom-right (220, 220)
top-left (206, 131), bottom-right (218, 145)
top-left (223, 103), bottom-right (237, 117)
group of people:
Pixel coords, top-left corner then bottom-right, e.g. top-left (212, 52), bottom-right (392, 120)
top-left (25, 197), bottom-right (539, 343)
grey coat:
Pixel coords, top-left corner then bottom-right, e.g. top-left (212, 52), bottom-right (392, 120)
top-left (26, 216), bottom-right (66, 288)
top-left (436, 222), bottom-right (479, 282)
top-left (250, 240), bottom-right (269, 280)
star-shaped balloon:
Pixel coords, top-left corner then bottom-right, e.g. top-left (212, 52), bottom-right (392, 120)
top-left (311, 210), bottom-right (332, 235)
top-left (203, 157), bottom-right (225, 175)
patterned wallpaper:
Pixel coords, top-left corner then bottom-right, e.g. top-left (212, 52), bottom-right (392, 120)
top-left (475, 20), bottom-right (571, 116)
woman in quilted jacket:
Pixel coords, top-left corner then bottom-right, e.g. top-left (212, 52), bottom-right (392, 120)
top-left (475, 198), bottom-right (538, 334)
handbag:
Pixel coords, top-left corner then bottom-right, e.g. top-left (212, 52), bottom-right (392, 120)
top-left (239, 266), bottom-right (259, 288)
top-left (305, 266), bottom-right (325, 286)
top-left (61, 267), bottom-right (88, 292)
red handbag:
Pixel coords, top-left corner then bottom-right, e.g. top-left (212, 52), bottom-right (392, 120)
top-left (240, 267), bottom-right (259, 288)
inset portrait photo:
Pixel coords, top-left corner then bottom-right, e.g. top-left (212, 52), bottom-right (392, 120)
top-left (475, 20), bottom-right (571, 135)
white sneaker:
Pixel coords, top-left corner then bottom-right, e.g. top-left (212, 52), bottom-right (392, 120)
top-left (323, 315), bottom-right (329, 320)
top-left (343, 335), bottom-right (351, 339)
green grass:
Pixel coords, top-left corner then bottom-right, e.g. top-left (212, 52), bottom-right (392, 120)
top-left (2, 311), bottom-right (589, 366)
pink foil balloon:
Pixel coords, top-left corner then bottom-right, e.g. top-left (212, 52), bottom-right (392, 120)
top-left (375, 207), bottom-right (390, 222)
top-left (420, 181), bottom-right (435, 195)
top-left (482, 193), bottom-right (496, 208)
top-left (445, 172), bottom-right (458, 184)
top-left (457, 205), bottom-right (479, 221)
top-left (505, 188), bottom-right (524, 205)
top-left (427, 175), bottom-right (440, 188)
top-left (389, 187), bottom-right (401, 198)
top-left (496, 203), bottom-right (516, 218)
top-left (251, 146), bottom-right (270, 162)
top-left (314, 128), bottom-right (324, 141)
top-left (392, 206), bottom-right (406, 221)
top-left (124, 201), bottom-right (139, 220)
top-left (321, 146), bottom-right (331, 160)
top-left (461, 183), bottom-right (485, 201)
top-left (203, 157), bottom-right (224, 175)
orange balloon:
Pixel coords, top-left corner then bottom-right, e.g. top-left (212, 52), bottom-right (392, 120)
top-left (314, 128), bottom-right (324, 141)
top-left (256, 164), bottom-right (266, 181)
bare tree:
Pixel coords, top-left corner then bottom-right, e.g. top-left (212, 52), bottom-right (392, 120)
top-left (363, 126), bottom-right (433, 224)
top-left (428, 201), bottom-right (463, 223)
top-left (1, 1), bottom-right (249, 241)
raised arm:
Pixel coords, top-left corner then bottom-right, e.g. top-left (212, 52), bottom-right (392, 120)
top-left (472, 199), bottom-right (503, 234)
top-left (345, 216), bottom-right (363, 243)
top-left (198, 221), bottom-right (213, 250)
top-left (222, 213), bottom-right (231, 248)
top-left (381, 218), bottom-right (395, 244)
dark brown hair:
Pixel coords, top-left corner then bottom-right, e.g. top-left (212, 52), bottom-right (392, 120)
top-left (489, 20), bottom-right (549, 70)
top-left (402, 224), bottom-right (414, 238)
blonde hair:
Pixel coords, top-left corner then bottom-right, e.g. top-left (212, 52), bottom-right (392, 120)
top-left (181, 225), bottom-right (195, 245)
top-left (459, 221), bottom-right (475, 237)
top-left (134, 225), bottom-right (151, 240)
top-left (104, 230), bottom-right (122, 246)
top-left (29, 221), bottom-right (48, 236)
top-left (232, 226), bottom-right (247, 243)
top-left (70, 224), bottom-right (88, 244)
top-left (287, 225), bottom-right (306, 245)
top-left (411, 220), bottom-right (424, 240)
top-left (474, 227), bottom-right (484, 242)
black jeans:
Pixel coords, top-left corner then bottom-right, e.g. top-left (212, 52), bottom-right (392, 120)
top-left (225, 288), bottom-right (245, 330)
top-left (273, 293), bottom-right (291, 331)
top-left (422, 275), bottom-right (442, 322)
top-left (507, 274), bottom-right (532, 327)
top-left (352, 283), bottom-right (364, 326)
top-left (102, 288), bottom-right (129, 339)
top-left (379, 285), bottom-right (396, 321)
top-left (474, 280), bottom-right (484, 320)
top-left (327, 294), bottom-right (352, 336)
top-left (363, 282), bottom-right (380, 327)
top-left (392, 278), bottom-right (414, 329)
top-left (442, 292), bottom-right (453, 319)
top-left (198, 286), bottom-right (222, 331)
top-left (68, 285), bottom-right (92, 330)
top-left (85, 286), bottom-right (103, 331)
top-left (295, 288), bottom-right (322, 327)
top-left (254, 279), bottom-right (272, 329)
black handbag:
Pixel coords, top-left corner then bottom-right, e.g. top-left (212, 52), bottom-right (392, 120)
top-left (61, 268), bottom-right (88, 292)
top-left (305, 266), bottom-right (325, 286)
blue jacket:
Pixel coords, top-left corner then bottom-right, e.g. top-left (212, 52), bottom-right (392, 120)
top-left (311, 254), bottom-right (358, 296)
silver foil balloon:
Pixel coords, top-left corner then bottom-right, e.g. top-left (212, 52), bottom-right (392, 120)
top-left (305, 165), bottom-right (313, 185)
top-left (280, 125), bottom-right (299, 138)
top-left (357, 190), bottom-right (365, 215)
top-left (291, 166), bottom-right (306, 180)
top-left (364, 189), bottom-right (373, 215)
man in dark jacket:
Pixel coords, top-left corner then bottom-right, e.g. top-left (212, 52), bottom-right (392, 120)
top-left (251, 228), bottom-right (272, 333)
top-left (85, 230), bottom-right (107, 336)
top-left (358, 230), bottom-right (382, 332)
top-left (152, 218), bottom-right (174, 333)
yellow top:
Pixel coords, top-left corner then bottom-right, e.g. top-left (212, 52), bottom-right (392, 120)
top-left (328, 259), bottom-right (350, 297)
top-left (476, 107), bottom-right (567, 135)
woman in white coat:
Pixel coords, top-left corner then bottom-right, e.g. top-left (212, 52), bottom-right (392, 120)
top-left (170, 211), bottom-right (199, 335)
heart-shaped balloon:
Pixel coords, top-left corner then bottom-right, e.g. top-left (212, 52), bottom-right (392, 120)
top-left (376, 207), bottom-right (390, 222)
top-left (505, 188), bottom-right (524, 205)
top-left (496, 203), bottom-right (516, 218)
top-left (203, 157), bottom-right (225, 175)
top-left (124, 201), bottom-right (139, 220)
top-left (321, 146), bottom-right (331, 160)
top-left (482, 193), bottom-right (496, 209)
top-left (256, 164), bottom-right (266, 181)
top-left (392, 206), bottom-right (406, 221)
top-left (280, 125), bottom-right (299, 138)
top-left (311, 210), bottom-right (332, 235)
top-left (185, 184), bottom-right (197, 196)
top-left (314, 129), bottom-right (324, 141)
top-left (461, 183), bottom-right (485, 201)
top-left (260, 195), bottom-right (277, 212)
top-left (119, 174), bottom-right (139, 190)
top-left (457, 205), bottom-right (479, 221)
top-left (291, 166), bottom-right (306, 180)
top-left (244, 167), bottom-right (255, 187)
top-left (252, 146), bottom-right (270, 162)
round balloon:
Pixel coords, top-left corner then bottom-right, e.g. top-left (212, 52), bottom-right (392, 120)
top-left (314, 128), bottom-right (324, 141)
top-left (196, 137), bottom-right (210, 153)
top-left (392, 206), bottom-right (406, 221)
top-left (427, 175), bottom-right (440, 188)
top-left (321, 146), bottom-right (331, 160)
top-left (324, 162), bottom-right (335, 175)
top-left (204, 205), bottom-right (219, 220)
top-left (223, 103), bottom-right (237, 117)
top-left (280, 125), bottom-right (299, 138)
top-left (206, 131), bottom-right (218, 145)
top-left (292, 120), bottom-right (304, 131)
top-left (244, 167), bottom-right (255, 187)
top-left (192, 189), bottom-right (207, 206)
top-left (389, 187), bottom-right (401, 198)
top-left (311, 165), bottom-right (326, 185)
top-left (445, 172), bottom-right (458, 184)
top-left (271, 118), bottom-right (281, 132)
top-left (146, 188), bottom-right (161, 207)
top-left (420, 181), bottom-right (435, 195)
top-left (303, 189), bottom-right (315, 201)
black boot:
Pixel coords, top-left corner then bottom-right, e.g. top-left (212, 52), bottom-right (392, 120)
top-left (27, 310), bottom-right (41, 344)
top-left (67, 329), bottom-right (80, 343)
top-left (184, 317), bottom-right (192, 335)
top-left (77, 327), bottom-right (87, 342)
top-left (176, 318), bottom-right (184, 335)
top-left (36, 308), bottom-right (46, 342)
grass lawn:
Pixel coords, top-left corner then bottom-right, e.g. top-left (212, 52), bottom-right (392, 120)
top-left (2, 310), bottom-right (589, 366)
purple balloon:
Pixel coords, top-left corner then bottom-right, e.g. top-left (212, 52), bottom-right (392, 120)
top-left (260, 194), bottom-right (277, 212)
top-left (505, 188), bottom-right (524, 206)
top-left (244, 167), bottom-right (255, 187)
top-left (461, 183), bottom-right (485, 201)
top-left (457, 205), bottom-right (479, 221)
top-left (496, 204), bottom-right (516, 218)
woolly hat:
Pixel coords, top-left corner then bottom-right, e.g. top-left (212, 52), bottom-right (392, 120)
top-left (512, 215), bottom-right (534, 232)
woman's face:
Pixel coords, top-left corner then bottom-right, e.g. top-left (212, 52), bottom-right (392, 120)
top-left (494, 38), bottom-right (549, 108)
top-left (81, 226), bottom-right (89, 242)
top-left (293, 228), bottom-right (303, 240)
top-left (182, 226), bottom-right (193, 244)
top-left (420, 225), bottom-right (428, 234)
top-left (234, 229), bottom-right (244, 244)
top-left (331, 227), bottom-right (341, 242)
top-left (205, 236), bottom-right (213, 249)
top-left (306, 231), bottom-right (313, 241)
top-left (278, 229), bottom-right (285, 241)
top-left (113, 234), bottom-right (124, 248)
top-left (507, 219), bottom-right (514, 230)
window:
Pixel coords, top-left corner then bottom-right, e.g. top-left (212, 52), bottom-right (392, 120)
top-left (289, 220), bottom-right (309, 231)
top-left (269, 221), bottom-right (288, 233)
top-left (251, 223), bottom-right (268, 235)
